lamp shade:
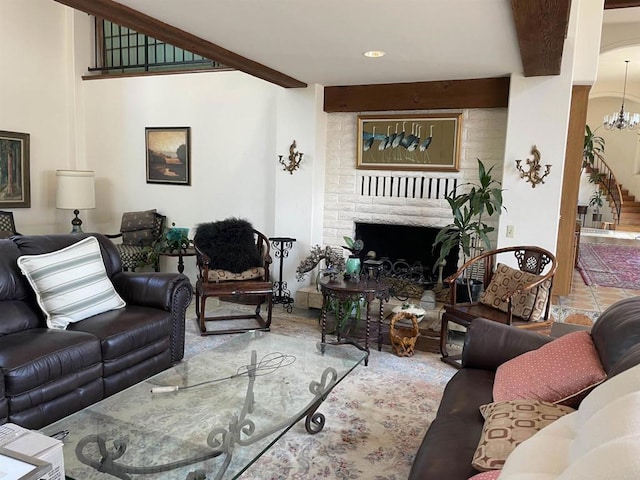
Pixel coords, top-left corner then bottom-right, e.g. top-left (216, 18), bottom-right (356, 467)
top-left (56, 170), bottom-right (96, 210)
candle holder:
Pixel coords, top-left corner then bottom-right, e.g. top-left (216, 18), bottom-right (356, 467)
top-left (515, 145), bottom-right (551, 188)
top-left (279, 140), bottom-right (303, 175)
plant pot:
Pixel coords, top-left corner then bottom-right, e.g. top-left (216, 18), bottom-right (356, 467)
top-left (592, 213), bottom-right (603, 223)
top-left (455, 278), bottom-right (484, 303)
top-left (345, 255), bottom-right (361, 277)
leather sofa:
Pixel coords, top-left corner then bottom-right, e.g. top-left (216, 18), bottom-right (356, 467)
top-left (409, 296), bottom-right (640, 480)
top-left (0, 233), bottom-right (193, 429)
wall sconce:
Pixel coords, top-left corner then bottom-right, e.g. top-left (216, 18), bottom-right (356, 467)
top-left (515, 145), bottom-right (551, 188)
top-left (279, 140), bottom-right (303, 175)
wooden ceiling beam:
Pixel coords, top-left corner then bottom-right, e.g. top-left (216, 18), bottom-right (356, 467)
top-left (510, 0), bottom-right (572, 77)
top-left (323, 77), bottom-right (510, 113)
top-left (604, 0), bottom-right (640, 8)
top-left (53, 0), bottom-right (307, 88)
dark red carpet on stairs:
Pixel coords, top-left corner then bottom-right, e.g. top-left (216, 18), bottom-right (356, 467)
top-left (577, 242), bottom-right (640, 289)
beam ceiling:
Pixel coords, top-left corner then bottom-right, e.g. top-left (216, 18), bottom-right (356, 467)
top-left (509, 0), bottom-right (572, 77)
top-left (604, 0), bottom-right (640, 8)
top-left (53, 0), bottom-right (307, 88)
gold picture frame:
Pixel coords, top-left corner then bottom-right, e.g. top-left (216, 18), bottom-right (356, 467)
top-left (357, 113), bottom-right (462, 171)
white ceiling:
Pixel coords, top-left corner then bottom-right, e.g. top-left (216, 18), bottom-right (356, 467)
top-left (113, 0), bottom-right (523, 87)
top-left (112, 1), bottom-right (640, 92)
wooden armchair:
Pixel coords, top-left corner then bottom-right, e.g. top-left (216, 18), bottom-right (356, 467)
top-left (194, 219), bottom-right (273, 336)
top-left (0, 211), bottom-right (20, 238)
top-left (440, 245), bottom-right (557, 368)
top-left (106, 210), bottom-right (166, 271)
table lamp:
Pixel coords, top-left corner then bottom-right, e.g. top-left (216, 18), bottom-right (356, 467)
top-left (56, 170), bottom-right (96, 233)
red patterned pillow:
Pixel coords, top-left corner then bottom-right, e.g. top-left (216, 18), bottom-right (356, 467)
top-left (493, 331), bottom-right (606, 408)
top-left (468, 471), bottom-right (501, 480)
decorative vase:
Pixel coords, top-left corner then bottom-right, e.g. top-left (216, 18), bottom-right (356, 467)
top-left (345, 256), bottom-right (361, 278)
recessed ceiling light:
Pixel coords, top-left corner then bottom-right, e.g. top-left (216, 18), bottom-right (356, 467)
top-left (363, 50), bottom-right (386, 58)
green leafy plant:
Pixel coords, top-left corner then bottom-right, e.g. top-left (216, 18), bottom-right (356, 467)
top-left (342, 236), bottom-right (364, 255)
top-left (137, 223), bottom-right (190, 269)
top-left (583, 124), bottom-right (605, 169)
top-left (433, 159), bottom-right (505, 267)
top-left (589, 188), bottom-right (604, 214)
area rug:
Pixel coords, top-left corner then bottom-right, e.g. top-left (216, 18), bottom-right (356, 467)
top-left (183, 303), bottom-right (455, 479)
top-left (550, 305), bottom-right (600, 326)
top-left (577, 242), bottom-right (640, 289)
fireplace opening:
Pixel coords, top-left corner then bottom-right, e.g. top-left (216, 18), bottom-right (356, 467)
top-left (354, 222), bottom-right (459, 285)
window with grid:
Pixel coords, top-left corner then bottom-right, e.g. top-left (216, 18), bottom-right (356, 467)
top-left (91, 19), bottom-right (222, 74)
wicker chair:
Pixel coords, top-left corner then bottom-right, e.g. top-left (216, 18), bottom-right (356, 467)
top-left (194, 219), bottom-right (273, 336)
top-left (106, 210), bottom-right (166, 271)
top-left (440, 245), bottom-right (557, 368)
top-left (0, 211), bottom-right (20, 238)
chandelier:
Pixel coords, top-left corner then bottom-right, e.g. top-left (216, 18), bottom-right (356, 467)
top-left (604, 60), bottom-right (640, 131)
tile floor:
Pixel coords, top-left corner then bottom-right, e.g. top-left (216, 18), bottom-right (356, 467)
top-left (552, 232), bottom-right (640, 314)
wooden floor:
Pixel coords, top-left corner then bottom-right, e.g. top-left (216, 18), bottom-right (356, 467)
top-left (552, 231), bottom-right (640, 313)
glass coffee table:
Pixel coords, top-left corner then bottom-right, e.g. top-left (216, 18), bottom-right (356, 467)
top-left (40, 331), bottom-right (367, 480)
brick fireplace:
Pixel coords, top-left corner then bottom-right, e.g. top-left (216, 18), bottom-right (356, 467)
top-left (322, 108), bottom-right (508, 272)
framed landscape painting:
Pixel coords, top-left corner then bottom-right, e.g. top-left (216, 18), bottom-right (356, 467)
top-left (0, 130), bottom-right (30, 208)
top-left (356, 113), bottom-right (462, 171)
top-left (146, 127), bottom-right (191, 185)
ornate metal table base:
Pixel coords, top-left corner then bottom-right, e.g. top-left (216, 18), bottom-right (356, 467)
top-left (75, 350), bottom-right (338, 480)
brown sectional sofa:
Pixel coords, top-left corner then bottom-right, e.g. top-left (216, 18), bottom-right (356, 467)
top-left (0, 233), bottom-right (193, 429)
top-left (409, 296), bottom-right (640, 480)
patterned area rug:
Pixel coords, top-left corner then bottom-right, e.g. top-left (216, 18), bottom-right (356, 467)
top-left (577, 242), bottom-right (640, 289)
top-left (184, 303), bottom-right (455, 479)
top-left (550, 305), bottom-right (600, 326)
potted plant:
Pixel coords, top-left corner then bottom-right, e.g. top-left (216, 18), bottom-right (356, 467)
top-left (589, 188), bottom-right (605, 224)
top-left (138, 223), bottom-right (190, 269)
top-left (432, 159), bottom-right (505, 301)
top-left (583, 124), bottom-right (605, 169)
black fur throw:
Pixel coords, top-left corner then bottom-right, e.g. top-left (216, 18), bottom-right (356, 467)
top-left (194, 218), bottom-right (263, 273)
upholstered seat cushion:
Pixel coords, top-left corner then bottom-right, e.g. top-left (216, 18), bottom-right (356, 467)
top-left (116, 243), bottom-right (147, 269)
top-left (0, 329), bottom-right (102, 403)
top-left (207, 267), bottom-right (265, 282)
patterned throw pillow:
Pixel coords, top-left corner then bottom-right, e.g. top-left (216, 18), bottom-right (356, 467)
top-left (17, 236), bottom-right (126, 329)
top-left (479, 263), bottom-right (551, 321)
top-left (120, 209), bottom-right (157, 246)
top-left (472, 400), bottom-right (575, 471)
top-left (493, 331), bottom-right (607, 407)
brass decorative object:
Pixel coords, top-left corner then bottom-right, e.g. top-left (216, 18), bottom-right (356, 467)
top-left (279, 140), bottom-right (303, 174)
top-left (515, 145), bottom-right (551, 188)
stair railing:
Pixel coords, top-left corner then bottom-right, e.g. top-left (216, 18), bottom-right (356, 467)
top-left (588, 155), bottom-right (624, 224)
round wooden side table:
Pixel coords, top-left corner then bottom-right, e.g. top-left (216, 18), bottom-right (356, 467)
top-left (318, 276), bottom-right (390, 365)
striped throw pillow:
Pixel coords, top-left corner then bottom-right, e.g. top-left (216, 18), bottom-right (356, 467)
top-left (17, 236), bottom-right (126, 329)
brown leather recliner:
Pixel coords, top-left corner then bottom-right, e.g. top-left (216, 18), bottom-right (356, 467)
top-left (0, 233), bottom-right (192, 429)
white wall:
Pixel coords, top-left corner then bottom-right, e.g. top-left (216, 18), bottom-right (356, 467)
top-left (0, 0), bottom-right (604, 298)
top-left (83, 72), bottom-right (328, 285)
top-left (0, 0), bottom-right (77, 233)
top-left (497, 0), bottom-right (603, 258)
